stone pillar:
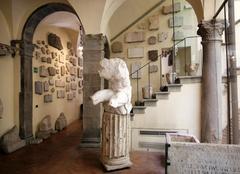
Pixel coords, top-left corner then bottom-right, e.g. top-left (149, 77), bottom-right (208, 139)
top-left (80, 34), bottom-right (104, 147)
top-left (101, 105), bottom-right (132, 171)
top-left (197, 20), bottom-right (225, 143)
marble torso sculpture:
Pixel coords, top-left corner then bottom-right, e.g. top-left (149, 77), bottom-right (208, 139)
top-left (91, 58), bottom-right (132, 171)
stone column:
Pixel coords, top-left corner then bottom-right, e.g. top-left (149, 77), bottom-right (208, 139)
top-left (80, 34), bottom-right (104, 147)
top-left (101, 105), bottom-right (132, 171)
top-left (197, 20), bottom-right (225, 143)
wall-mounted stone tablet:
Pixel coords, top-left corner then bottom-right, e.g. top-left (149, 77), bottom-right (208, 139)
top-left (149, 15), bottom-right (159, 30)
top-left (162, 2), bottom-right (181, 15)
top-left (148, 50), bottom-right (158, 61)
top-left (39, 66), bottom-right (48, 77)
top-left (44, 94), bottom-right (53, 103)
top-left (125, 31), bottom-right (145, 43)
top-left (168, 16), bottom-right (183, 28)
top-left (128, 47), bottom-right (144, 58)
top-left (148, 36), bottom-right (157, 45)
top-left (111, 41), bottom-right (123, 53)
top-left (35, 81), bottom-right (43, 95)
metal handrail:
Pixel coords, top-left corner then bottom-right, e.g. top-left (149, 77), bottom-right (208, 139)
top-left (212, 0), bottom-right (229, 20)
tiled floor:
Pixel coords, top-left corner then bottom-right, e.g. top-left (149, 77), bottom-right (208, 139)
top-left (0, 120), bottom-right (165, 174)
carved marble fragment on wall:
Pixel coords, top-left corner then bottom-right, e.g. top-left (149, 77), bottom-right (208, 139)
top-left (66, 76), bottom-right (71, 82)
top-left (55, 80), bottom-right (65, 88)
top-left (131, 62), bottom-right (142, 79)
top-left (44, 81), bottom-right (49, 92)
top-left (174, 31), bottom-right (184, 41)
top-left (111, 41), bottom-right (123, 53)
top-left (148, 36), bottom-right (157, 45)
top-left (78, 57), bottom-right (83, 66)
top-left (66, 63), bottom-right (71, 72)
top-left (128, 47), bottom-right (144, 58)
top-left (61, 66), bottom-right (65, 76)
top-left (168, 16), bottom-right (183, 28)
top-left (149, 65), bottom-right (158, 73)
top-left (70, 67), bottom-right (77, 76)
top-left (137, 20), bottom-right (148, 30)
top-left (48, 67), bottom-right (56, 76)
top-left (47, 57), bottom-right (52, 64)
top-left (41, 57), bottom-right (47, 62)
top-left (55, 113), bottom-right (67, 131)
top-left (35, 81), bottom-right (43, 95)
top-left (78, 68), bottom-right (83, 78)
top-left (57, 90), bottom-right (65, 98)
top-left (71, 83), bottom-right (77, 90)
top-left (162, 2), bottom-right (181, 15)
top-left (35, 51), bottom-right (41, 60)
top-left (125, 31), bottom-right (145, 43)
top-left (148, 50), bottom-right (158, 61)
top-left (67, 93), bottom-right (74, 100)
top-left (39, 66), bottom-right (48, 77)
top-left (148, 15), bottom-right (159, 30)
top-left (66, 84), bottom-right (70, 92)
top-left (48, 33), bottom-right (63, 50)
top-left (158, 32), bottom-right (168, 42)
top-left (49, 79), bottom-right (54, 86)
top-left (67, 42), bottom-right (72, 49)
top-left (44, 94), bottom-right (53, 103)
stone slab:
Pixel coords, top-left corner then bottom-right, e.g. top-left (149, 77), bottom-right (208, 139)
top-left (0, 126), bottom-right (26, 153)
top-left (149, 15), bottom-right (159, 30)
top-left (57, 90), bottom-right (65, 98)
top-left (44, 81), bottom-right (49, 92)
top-left (67, 93), bottom-right (74, 100)
top-left (44, 94), bottom-right (53, 103)
top-left (55, 113), bottom-right (67, 131)
top-left (168, 142), bottom-right (240, 174)
top-left (148, 50), bottom-right (158, 61)
top-left (162, 2), bottom-right (181, 15)
top-left (39, 66), bottom-right (48, 77)
top-left (168, 16), bottom-right (183, 28)
top-left (71, 83), bottom-right (77, 90)
top-left (173, 31), bottom-right (184, 41)
top-left (48, 67), bottom-right (56, 76)
top-left (128, 47), bottom-right (144, 58)
top-left (158, 32), bottom-right (168, 42)
top-left (35, 81), bottom-right (43, 95)
top-left (149, 65), bottom-right (158, 73)
top-left (148, 36), bottom-right (157, 45)
top-left (125, 31), bottom-right (145, 43)
top-left (111, 41), bottom-right (123, 53)
top-left (55, 80), bottom-right (65, 88)
top-left (131, 62), bottom-right (141, 79)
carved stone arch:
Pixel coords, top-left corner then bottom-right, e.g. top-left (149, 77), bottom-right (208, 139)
top-left (20, 3), bottom-right (84, 139)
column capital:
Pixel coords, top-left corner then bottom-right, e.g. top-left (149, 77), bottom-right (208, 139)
top-left (197, 19), bottom-right (226, 41)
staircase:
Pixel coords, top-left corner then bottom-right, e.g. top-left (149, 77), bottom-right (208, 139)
top-left (132, 84), bottom-right (182, 114)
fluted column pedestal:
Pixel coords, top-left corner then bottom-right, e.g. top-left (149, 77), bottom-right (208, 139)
top-left (101, 105), bottom-right (132, 171)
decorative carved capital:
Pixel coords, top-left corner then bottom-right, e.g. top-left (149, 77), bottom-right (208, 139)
top-left (197, 19), bottom-right (226, 41)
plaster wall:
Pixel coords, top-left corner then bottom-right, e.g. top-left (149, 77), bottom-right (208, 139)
top-left (110, 0), bottom-right (199, 103)
top-left (131, 82), bottom-right (228, 141)
top-left (32, 24), bottom-right (82, 135)
top-left (0, 11), bottom-right (15, 136)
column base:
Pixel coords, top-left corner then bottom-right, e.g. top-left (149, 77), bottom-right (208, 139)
top-left (101, 157), bottom-right (132, 171)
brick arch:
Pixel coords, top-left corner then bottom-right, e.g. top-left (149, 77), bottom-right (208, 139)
top-left (20, 3), bottom-right (84, 139)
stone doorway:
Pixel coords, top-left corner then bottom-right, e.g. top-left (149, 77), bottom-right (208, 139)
top-left (20, 3), bottom-right (84, 139)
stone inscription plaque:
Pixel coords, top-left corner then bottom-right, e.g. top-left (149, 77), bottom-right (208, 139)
top-left (168, 142), bottom-right (240, 174)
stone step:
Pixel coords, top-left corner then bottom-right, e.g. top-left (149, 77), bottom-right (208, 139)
top-left (153, 91), bottom-right (170, 99)
top-left (132, 106), bottom-right (146, 114)
top-left (142, 99), bottom-right (158, 106)
top-left (167, 84), bottom-right (182, 92)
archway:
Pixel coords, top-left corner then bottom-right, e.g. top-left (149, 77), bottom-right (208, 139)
top-left (20, 3), bottom-right (84, 139)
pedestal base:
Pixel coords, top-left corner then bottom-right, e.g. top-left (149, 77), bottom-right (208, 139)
top-left (101, 110), bottom-right (132, 171)
top-left (103, 160), bottom-right (132, 171)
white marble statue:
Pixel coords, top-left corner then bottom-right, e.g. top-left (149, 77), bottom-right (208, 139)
top-left (91, 58), bottom-right (132, 114)
top-left (91, 58), bottom-right (132, 171)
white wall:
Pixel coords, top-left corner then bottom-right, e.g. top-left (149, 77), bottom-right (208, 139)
top-left (32, 24), bottom-right (83, 135)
